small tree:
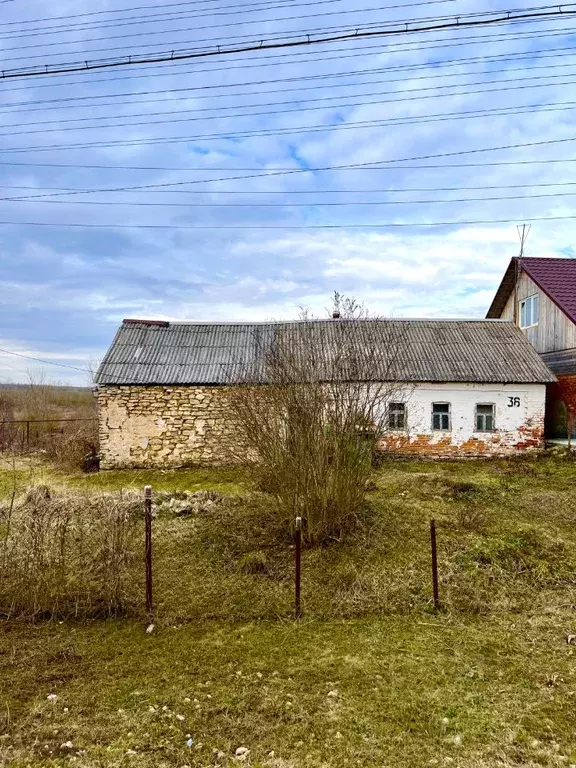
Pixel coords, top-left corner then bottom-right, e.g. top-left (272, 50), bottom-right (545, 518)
top-left (228, 295), bottom-right (408, 544)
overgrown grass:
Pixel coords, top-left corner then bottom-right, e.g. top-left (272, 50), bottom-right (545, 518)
top-left (1, 613), bottom-right (575, 767)
top-left (1, 454), bottom-right (576, 766)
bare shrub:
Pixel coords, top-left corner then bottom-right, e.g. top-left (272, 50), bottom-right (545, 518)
top-left (40, 418), bottom-right (99, 472)
top-left (0, 486), bottom-right (142, 619)
top-left (228, 295), bottom-right (408, 544)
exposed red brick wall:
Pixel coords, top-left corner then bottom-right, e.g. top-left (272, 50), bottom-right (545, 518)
top-left (379, 418), bottom-right (545, 458)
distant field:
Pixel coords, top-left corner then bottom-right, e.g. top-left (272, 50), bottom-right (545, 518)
top-left (1, 455), bottom-right (575, 767)
top-left (0, 384), bottom-right (95, 422)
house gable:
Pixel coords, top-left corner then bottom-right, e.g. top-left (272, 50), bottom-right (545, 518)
top-left (487, 257), bottom-right (576, 355)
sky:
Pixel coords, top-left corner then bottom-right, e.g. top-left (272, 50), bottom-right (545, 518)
top-left (0, 0), bottom-right (576, 385)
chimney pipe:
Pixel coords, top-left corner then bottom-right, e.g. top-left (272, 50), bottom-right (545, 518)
top-left (332, 311), bottom-right (341, 319)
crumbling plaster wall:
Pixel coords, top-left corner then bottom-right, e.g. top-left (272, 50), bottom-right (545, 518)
top-left (98, 381), bottom-right (547, 469)
top-left (381, 382), bottom-right (546, 456)
top-left (98, 385), bottom-right (241, 469)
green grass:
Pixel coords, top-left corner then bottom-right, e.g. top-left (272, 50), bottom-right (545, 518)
top-left (1, 454), bottom-right (576, 766)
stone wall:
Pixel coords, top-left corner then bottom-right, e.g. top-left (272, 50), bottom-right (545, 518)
top-left (98, 381), bottom-right (548, 469)
top-left (98, 385), bottom-right (243, 469)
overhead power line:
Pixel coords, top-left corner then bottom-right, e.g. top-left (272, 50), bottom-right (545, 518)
top-left (4, 181), bottom-right (576, 195)
top-left (0, 6), bottom-right (574, 80)
top-left (0, 0), bottom-right (456, 42)
top-left (0, 347), bottom-right (88, 373)
top-left (2, 71), bottom-right (575, 140)
top-left (5, 56), bottom-right (576, 116)
top-left (0, 9), bottom-right (505, 64)
top-left (2, 96), bottom-right (574, 153)
top-left (0, 136), bottom-right (574, 199)
top-left (8, 190), bottom-right (576, 207)
top-left (2, 22), bottom-right (574, 94)
top-left (0, 215), bottom-right (575, 230)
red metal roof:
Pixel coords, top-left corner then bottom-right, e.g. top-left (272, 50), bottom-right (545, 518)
top-left (520, 257), bottom-right (576, 326)
top-left (487, 256), bottom-right (576, 324)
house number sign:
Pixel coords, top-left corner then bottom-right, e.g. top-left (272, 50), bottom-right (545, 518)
top-left (507, 397), bottom-right (521, 407)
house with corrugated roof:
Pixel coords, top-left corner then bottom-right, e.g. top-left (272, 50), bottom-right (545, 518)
top-left (95, 318), bottom-right (554, 469)
top-left (487, 256), bottom-right (576, 440)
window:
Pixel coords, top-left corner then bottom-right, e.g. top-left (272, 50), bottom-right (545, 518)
top-left (476, 403), bottom-right (495, 432)
top-left (432, 402), bottom-right (451, 431)
top-left (388, 402), bottom-right (406, 430)
top-left (519, 294), bottom-right (539, 329)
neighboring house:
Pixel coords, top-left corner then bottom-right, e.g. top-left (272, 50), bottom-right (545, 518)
top-left (486, 256), bottom-right (576, 438)
top-left (95, 318), bottom-right (554, 469)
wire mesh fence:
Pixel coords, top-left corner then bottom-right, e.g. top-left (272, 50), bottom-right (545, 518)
top-left (3, 478), bottom-right (576, 623)
top-left (0, 418), bottom-right (97, 454)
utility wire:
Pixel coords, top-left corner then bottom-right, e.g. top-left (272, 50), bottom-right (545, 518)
top-left (0, 157), bottom-right (574, 174)
top-left (0, 215), bottom-right (575, 230)
top-left (0, 7), bottom-right (573, 80)
top-left (0, 136), bottom-right (574, 195)
top-left (0, 0), bottom-right (343, 27)
top-left (2, 69), bottom-right (575, 137)
top-left (0, 347), bottom-right (88, 373)
top-left (5, 181), bottom-right (576, 195)
top-left (2, 94), bottom-right (574, 152)
top-left (0, 9), bottom-right (501, 62)
top-left (6, 55), bottom-right (576, 115)
top-left (8, 190), bottom-right (576, 206)
top-left (3, 23), bottom-right (574, 93)
top-left (0, 0), bottom-right (456, 42)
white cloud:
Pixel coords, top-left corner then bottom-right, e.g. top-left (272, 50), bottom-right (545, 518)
top-left (1, 0), bottom-right (575, 381)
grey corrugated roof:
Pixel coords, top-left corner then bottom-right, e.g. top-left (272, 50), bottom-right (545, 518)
top-left (95, 318), bottom-right (556, 386)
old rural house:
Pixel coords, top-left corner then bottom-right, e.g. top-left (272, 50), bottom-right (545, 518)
top-left (95, 318), bottom-right (554, 469)
top-left (487, 256), bottom-right (576, 438)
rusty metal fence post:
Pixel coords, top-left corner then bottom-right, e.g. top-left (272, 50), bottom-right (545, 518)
top-left (430, 519), bottom-right (440, 610)
top-left (295, 516), bottom-right (302, 618)
top-left (145, 485), bottom-right (153, 614)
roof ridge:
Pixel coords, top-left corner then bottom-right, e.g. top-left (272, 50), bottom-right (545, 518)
top-left (122, 317), bottom-right (512, 327)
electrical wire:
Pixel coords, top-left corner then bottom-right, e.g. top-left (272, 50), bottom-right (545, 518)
top-left (0, 215), bottom-right (575, 230)
top-left (0, 0), bottom-right (457, 42)
top-left (0, 136), bottom-right (573, 195)
top-left (7, 190), bottom-right (576, 207)
top-left (6, 54), bottom-right (576, 116)
top-left (0, 8), bottom-right (499, 62)
top-left (0, 0), bottom-right (352, 28)
top-left (2, 94), bottom-right (574, 152)
top-left (0, 7), bottom-right (573, 80)
top-left (0, 347), bottom-right (88, 373)
top-left (4, 181), bottom-right (576, 195)
top-left (3, 21), bottom-right (575, 94)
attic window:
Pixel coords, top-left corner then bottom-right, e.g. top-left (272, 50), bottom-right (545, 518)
top-left (519, 294), bottom-right (539, 329)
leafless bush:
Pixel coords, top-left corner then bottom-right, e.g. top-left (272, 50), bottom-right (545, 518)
top-left (228, 295), bottom-right (409, 545)
top-left (0, 486), bottom-right (142, 619)
top-left (40, 419), bottom-right (99, 472)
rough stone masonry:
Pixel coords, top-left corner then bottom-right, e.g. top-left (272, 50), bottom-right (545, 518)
top-left (98, 381), bottom-right (547, 469)
top-left (98, 385), bottom-right (240, 469)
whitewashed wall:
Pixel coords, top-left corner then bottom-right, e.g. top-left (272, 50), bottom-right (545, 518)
top-left (381, 382), bottom-right (546, 456)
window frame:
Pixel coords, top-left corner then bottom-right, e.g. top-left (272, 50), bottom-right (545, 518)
top-left (431, 402), bottom-right (451, 432)
top-left (388, 401), bottom-right (407, 431)
top-left (475, 403), bottom-right (496, 433)
top-left (519, 293), bottom-right (539, 329)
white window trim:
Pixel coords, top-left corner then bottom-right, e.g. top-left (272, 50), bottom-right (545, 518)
top-left (431, 402), bottom-right (451, 432)
top-left (519, 294), bottom-right (539, 330)
top-left (475, 403), bottom-right (496, 433)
